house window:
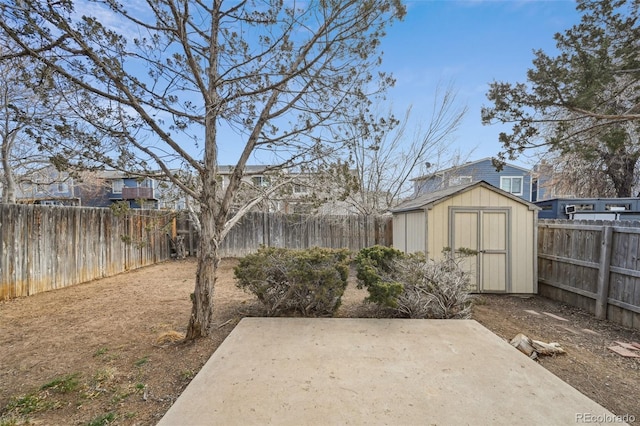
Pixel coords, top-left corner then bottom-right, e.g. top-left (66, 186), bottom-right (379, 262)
top-left (449, 176), bottom-right (472, 186)
top-left (252, 176), bottom-right (270, 187)
top-left (500, 176), bottom-right (523, 195)
top-left (57, 182), bottom-right (68, 193)
top-left (605, 204), bottom-right (629, 211)
top-left (112, 179), bottom-right (124, 194)
top-left (575, 204), bottom-right (594, 211)
top-left (292, 203), bottom-right (312, 214)
top-left (139, 200), bottom-right (157, 210)
top-left (293, 183), bottom-right (308, 194)
top-left (539, 204), bottom-right (553, 211)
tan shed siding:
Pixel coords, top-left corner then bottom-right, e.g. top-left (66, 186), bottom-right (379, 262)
top-left (510, 207), bottom-right (536, 293)
top-left (393, 214), bottom-right (406, 251)
top-left (426, 207), bottom-right (448, 259)
top-left (483, 211), bottom-right (506, 250)
top-left (451, 210), bottom-right (480, 291)
top-left (394, 184), bottom-right (536, 293)
top-left (425, 186), bottom-right (536, 293)
top-left (472, 186), bottom-right (535, 293)
top-left (405, 211), bottom-right (426, 253)
top-left (480, 210), bottom-right (509, 292)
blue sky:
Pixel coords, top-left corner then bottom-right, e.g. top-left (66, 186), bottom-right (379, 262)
top-left (80, 0), bottom-right (585, 170)
top-left (377, 0), bottom-right (583, 168)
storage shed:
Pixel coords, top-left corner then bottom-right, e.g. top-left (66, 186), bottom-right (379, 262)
top-left (390, 181), bottom-right (538, 294)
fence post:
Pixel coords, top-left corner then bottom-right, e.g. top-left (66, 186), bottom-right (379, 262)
top-left (595, 226), bottom-right (613, 320)
top-left (188, 218), bottom-right (195, 256)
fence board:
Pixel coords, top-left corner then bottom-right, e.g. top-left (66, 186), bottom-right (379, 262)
top-left (539, 219), bottom-right (640, 330)
top-left (177, 211), bottom-right (392, 258)
top-left (0, 204), bottom-right (172, 300)
top-left (2, 206), bottom-right (391, 301)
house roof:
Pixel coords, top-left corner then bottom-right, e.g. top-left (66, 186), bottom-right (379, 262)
top-left (411, 157), bottom-right (531, 182)
top-left (389, 180), bottom-right (539, 213)
top-left (95, 170), bottom-right (159, 180)
top-left (97, 166), bottom-right (274, 180)
top-left (218, 165), bottom-right (275, 175)
top-left (96, 170), bottom-right (127, 179)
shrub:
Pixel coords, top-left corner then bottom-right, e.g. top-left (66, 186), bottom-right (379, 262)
top-left (354, 245), bottom-right (405, 308)
top-left (354, 246), bottom-right (473, 319)
top-left (392, 253), bottom-right (473, 319)
top-left (234, 246), bottom-right (351, 317)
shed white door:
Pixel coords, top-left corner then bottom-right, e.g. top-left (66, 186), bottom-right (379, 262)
top-left (450, 208), bottom-right (510, 293)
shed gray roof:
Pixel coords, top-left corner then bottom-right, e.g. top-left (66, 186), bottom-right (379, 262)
top-left (390, 180), bottom-right (538, 213)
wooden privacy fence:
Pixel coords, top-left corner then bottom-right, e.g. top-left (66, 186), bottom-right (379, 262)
top-left (1, 206), bottom-right (391, 300)
top-left (538, 219), bottom-right (640, 330)
top-left (177, 211), bottom-right (393, 257)
top-left (0, 204), bottom-right (172, 300)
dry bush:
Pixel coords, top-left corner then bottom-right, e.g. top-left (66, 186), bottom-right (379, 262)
top-left (392, 254), bottom-right (473, 319)
top-left (355, 246), bottom-right (473, 319)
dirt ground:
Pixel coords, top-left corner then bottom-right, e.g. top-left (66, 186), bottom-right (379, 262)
top-left (1, 258), bottom-right (639, 425)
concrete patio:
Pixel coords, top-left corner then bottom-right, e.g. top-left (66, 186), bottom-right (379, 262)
top-left (158, 318), bottom-right (625, 425)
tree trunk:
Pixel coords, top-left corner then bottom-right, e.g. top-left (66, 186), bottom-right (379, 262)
top-left (1, 140), bottom-right (16, 203)
top-left (605, 153), bottom-right (638, 198)
top-left (185, 198), bottom-right (219, 340)
top-left (185, 1), bottom-right (222, 341)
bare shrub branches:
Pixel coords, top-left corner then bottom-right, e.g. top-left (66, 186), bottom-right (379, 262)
top-left (392, 255), bottom-right (473, 319)
top-left (355, 246), bottom-right (473, 319)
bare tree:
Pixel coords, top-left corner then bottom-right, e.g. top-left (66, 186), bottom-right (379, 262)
top-left (344, 83), bottom-right (467, 214)
top-left (534, 147), bottom-right (640, 199)
top-left (0, 0), bottom-right (405, 339)
top-left (0, 35), bottom-right (93, 204)
top-left (0, 46), bottom-right (55, 203)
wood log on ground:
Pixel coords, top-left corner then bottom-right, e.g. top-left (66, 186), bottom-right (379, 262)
top-left (531, 339), bottom-right (566, 356)
top-left (510, 333), bottom-right (537, 357)
top-left (510, 333), bottom-right (566, 358)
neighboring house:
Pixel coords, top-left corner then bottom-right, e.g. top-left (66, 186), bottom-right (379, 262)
top-left (535, 197), bottom-right (640, 220)
top-left (530, 161), bottom-right (555, 202)
top-left (13, 169), bottom-right (159, 209)
top-left (530, 160), bottom-right (585, 202)
top-left (155, 181), bottom-right (187, 211)
top-left (212, 165), bottom-right (360, 215)
top-left (153, 165), bottom-right (317, 214)
top-left (76, 170), bottom-right (159, 209)
top-left (215, 165), bottom-right (288, 213)
top-left (281, 169), bottom-right (363, 215)
top-left (13, 167), bottom-right (80, 206)
top-left (412, 158), bottom-right (533, 202)
top-left (10, 164), bottom-right (370, 214)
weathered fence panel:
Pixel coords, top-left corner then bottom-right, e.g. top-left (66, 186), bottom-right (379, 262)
top-left (538, 219), bottom-right (640, 330)
top-left (176, 212), bottom-right (392, 257)
top-left (0, 204), bottom-right (172, 300)
top-left (1, 206), bottom-right (391, 301)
